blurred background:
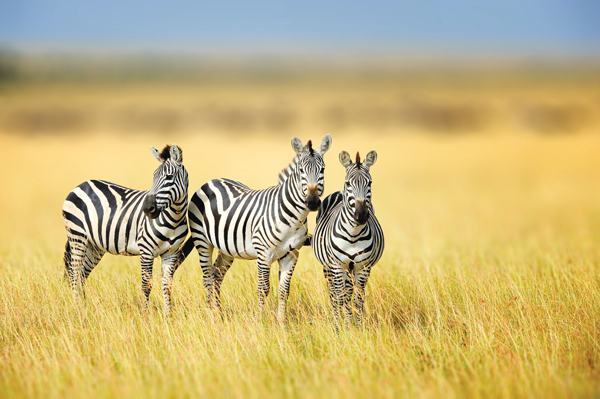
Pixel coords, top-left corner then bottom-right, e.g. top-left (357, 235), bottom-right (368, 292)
top-left (1, 1), bottom-right (600, 255)
top-left (1, 1), bottom-right (600, 138)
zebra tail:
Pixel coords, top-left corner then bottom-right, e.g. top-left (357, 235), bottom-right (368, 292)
top-left (175, 237), bottom-right (195, 268)
top-left (303, 234), bottom-right (312, 246)
top-left (63, 240), bottom-right (71, 281)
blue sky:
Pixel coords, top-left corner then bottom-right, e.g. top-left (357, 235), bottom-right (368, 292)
top-left (1, 1), bottom-right (599, 55)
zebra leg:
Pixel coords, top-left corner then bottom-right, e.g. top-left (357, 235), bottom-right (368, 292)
top-left (276, 250), bottom-right (298, 325)
top-left (81, 245), bottom-right (104, 282)
top-left (323, 265), bottom-right (336, 325)
top-left (354, 266), bottom-right (372, 327)
top-left (343, 267), bottom-right (355, 329)
top-left (213, 252), bottom-right (234, 311)
top-left (140, 251), bottom-right (155, 309)
top-left (190, 232), bottom-right (218, 309)
top-left (160, 253), bottom-right (178, 317)
top-left (328, 266), bottom-right (345, 331)
top-left (256, 253), bottom-right (271, 316)
top-left (65, 235), bottom-right (87, 298)
top-left (198, 244), bottom-right (216, 309)
top-left (173, 237), bottom-right (195, 272)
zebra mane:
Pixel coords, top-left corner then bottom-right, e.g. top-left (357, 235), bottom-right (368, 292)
top-left (307, 140), bottom-right (314, 156)
top-left (356, 152), bottom-right (361, 165)
top-left (278, 154), bottom-right (300, 185)
top-left (158, 144), bottom-right (182, 161)
top-left (159, 145), bottom-right (172, 161)
top-left (278, 141), bottom-right (312, 185)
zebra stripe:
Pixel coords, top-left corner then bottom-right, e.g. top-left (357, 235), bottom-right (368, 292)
top-left (62, 144), bottom-right (189, 316)
top-left (312, 150), bottom-right (384, 329)
top-left (184, 135), bottom-right (331, 324)
top-left (277, 152), bottom-right (301, 185)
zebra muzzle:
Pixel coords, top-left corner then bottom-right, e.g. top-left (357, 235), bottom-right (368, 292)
top-left (306, 186), bottom-right (321, 211)
top-left (142, 194), bottom-right (161, 219)
top-left (355, 200), bottom-right (369, 224)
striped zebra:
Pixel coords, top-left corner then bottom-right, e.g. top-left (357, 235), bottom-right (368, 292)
top-left (179, 135), bottom-right (331, 324)
top-left (311, 150), bottom-right (384, 329)
top-left (62, 144), bottom-right (189, 316)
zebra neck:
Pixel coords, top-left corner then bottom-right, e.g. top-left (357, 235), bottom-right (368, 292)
top-left (280, 171), bottom-right (311, 221)
top-left (157, 197), bottom-right (188, 226)
top-left (339, 200), bottom-right (368, 235)
top-left (171, 196), bottom-right (188, 214)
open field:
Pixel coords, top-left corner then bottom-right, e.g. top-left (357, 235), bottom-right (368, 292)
top-left (1, 82), bottom-right (600, 398)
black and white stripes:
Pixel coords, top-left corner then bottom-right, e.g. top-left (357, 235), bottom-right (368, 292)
top-left (61, 137), bottom-right (385, 327)
top-left (62, 144), bottom-right (188, 315)
top-left (184, 135), bottom-right (331, 323)
top-left (311, 150), bottom-right (384, 329)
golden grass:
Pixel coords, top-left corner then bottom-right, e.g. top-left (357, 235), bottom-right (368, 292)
top-left (1, 86), bottom-right (600, 397)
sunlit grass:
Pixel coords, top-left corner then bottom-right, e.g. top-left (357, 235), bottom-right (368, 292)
top-left (1, 107), bottom-right (600, 397)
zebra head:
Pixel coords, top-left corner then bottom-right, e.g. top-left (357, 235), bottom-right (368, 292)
top-left (291, 134), bottom-right (331, 211)
top-left (143, 144), bottom-right (188, 219)
top-left (339, 150), bottom-right (377, 225)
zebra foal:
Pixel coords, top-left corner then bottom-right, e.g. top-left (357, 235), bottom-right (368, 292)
top-left (311, 150), bottom-right (384, 329)
top-left (62, 144), bottom-right (189, 315)
top-left (178, 135), bottom-right (331, 324)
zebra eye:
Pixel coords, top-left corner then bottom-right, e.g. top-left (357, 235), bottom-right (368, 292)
top-left (345, 182), bottom-right (350, 187)
top-left (166, 174), bottom-right (174, 180)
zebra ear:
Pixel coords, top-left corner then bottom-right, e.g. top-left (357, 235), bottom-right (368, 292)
top-left (170, 144), bottom-right (183, 163)
top-left (317, 134), bottom-right (332, 155)
top-left (364, 150), bottom-right (377, 169)
top-left (291, 137), bottom-right (304, 155)
top-left (339, 150), bottom-right (353, 168)
top-left (151, 146), bottom-right (163, 163)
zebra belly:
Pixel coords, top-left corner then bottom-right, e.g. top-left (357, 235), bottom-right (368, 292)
top-left (330, 240), bottom-right (377, 270)
top-left (106, 240), bottom-right (140, 256)
top-left (219, 245), bottom-right (257, 260)
top-left (314, 229), bottom-right (373, 269)
top-left (204, 216), bottom-right (306, 263)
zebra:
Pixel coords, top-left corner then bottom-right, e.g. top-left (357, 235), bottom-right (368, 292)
top-left (62, 144), bottom-right (189, 316)
top-left (311, 150), bottom-right (384, 329)
top-left (177, 135), bottom-right (331, 324)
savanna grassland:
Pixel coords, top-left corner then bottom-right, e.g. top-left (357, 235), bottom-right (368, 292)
top-left (1, 77), bottom-right (600, 398)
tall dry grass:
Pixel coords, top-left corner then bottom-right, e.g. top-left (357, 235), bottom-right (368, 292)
top-left (1, 82), bottom-right (600, 398)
